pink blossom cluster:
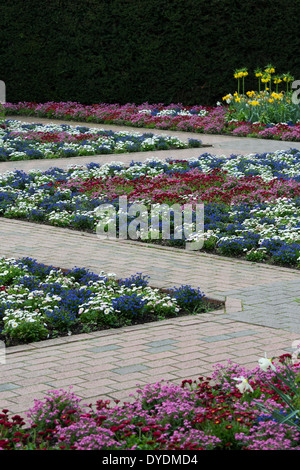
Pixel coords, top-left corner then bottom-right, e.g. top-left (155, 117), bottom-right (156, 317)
top-left (4, 100), bottom-right (300, 141)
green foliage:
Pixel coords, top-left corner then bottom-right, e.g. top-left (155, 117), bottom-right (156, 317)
top-left (0, 104), bottom-right (4, 121)
top-left (3, 319), bottom-right (49, 344)
top-left (253, 359), bottom-right (300, 430)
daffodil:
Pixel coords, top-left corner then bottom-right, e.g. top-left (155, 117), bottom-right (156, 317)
top-left (233, 376), bottom-right (254, 393)
top-left (271, 91), bottom-right (283, 101)
top-left (249, 100), bottom-right (260, 106)
top-left (258, 353), bottom-right (276, 372)
top-left (222, 93), bottom-right (233, 104)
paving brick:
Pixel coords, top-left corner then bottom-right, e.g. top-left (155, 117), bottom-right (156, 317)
top-left (0, 383), bottom-right (20, 392)
top-left (111, 364), bottom-right (150, 375)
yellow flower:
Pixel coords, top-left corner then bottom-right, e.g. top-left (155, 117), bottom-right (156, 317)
top-left (249, 100), bottom-right (260, 106)
top-left (282, 73), bottom-right (294, 82)
top-left (268, 98), bottom-right (274, 103)
top-left (265, 64), bottom-right (275, 74)
top-left (271, 92), bottom-right (283, 100)
top-left (254, 67), bottom-right (262, 75)
top-left (234, 68), bottom-right (248, 79)
top-left (246, 90), bottom-right (256, 97)
top-left (222, 94), bottom-right (233, 104)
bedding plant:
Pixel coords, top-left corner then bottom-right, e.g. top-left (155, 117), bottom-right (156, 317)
top-left (1, 85), bottom-right (300, 450)
top-left (223, 65), bottom-right (300, 129)
top-left (1, 352), bottom-right (300, 450)
top-left (0, 150), bottom-right (300, 269)
top-left (0, 120), bottom-right (202, 162)
top-left (0, 256), bottom-right (214, 347)
top-left (3, 98), bottom-right (300, 141)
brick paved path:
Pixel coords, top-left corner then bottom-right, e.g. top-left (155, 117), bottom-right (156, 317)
top-left (0, 117), bottom-right (300, 417)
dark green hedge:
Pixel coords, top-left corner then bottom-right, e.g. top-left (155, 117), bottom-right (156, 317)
top-left (1, 0), bottom-right (299, 106)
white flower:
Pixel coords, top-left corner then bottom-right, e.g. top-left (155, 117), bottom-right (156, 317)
top-left (233, 376), bottom-right (253, 393)
top-left (258, 353), bottom-right (276, 372)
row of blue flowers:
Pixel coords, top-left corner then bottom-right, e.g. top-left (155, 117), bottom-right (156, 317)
top-left (0, 256), bottom-right (210, 346)
top-left (0, 149), bottom-right (299, 268)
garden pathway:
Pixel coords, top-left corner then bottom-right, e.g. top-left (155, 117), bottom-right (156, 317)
top-left (0, 116), bottom-right (300, 417)
top-left (2, 115), bottom-right (300, 173)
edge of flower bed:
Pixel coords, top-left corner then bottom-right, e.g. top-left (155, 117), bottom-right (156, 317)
top-left (2, 215), bottom-right (300, 274)
top-left (5, 112), bottom-right (300, 143)
top-left (0, 116), bottom-right (214, 164)
top-left (112, 236), bottom-right (300, 274)
top-left (4, 296), bottom-right (237, 356)
top-left (5, 111), bottom-right (293, 143)
top-left (0, 253), bottom-right (235, 355)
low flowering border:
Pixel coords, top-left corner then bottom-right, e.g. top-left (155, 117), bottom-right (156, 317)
top-left (3, 101), bottom-right (300, 141)
top-left (1, 353), bottom-right (300, 450)
top-left (0, 119), bottom-right (203, 162)
top-left (0, 257), bottom-right (219, 347)
top-left (0, 151), bottom-right (300, 268)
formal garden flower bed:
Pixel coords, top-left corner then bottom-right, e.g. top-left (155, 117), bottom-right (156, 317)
top-left (0, 151), bottom-right (300, 268)
top-left (1, 353), bottom-right (300, 450)
top-left (1, 66), bottom-right (300, 451)
top-left (3, 99), bottom-right (300, 141)
top-left (0, 256), bottom-right (221, 347)
top-left (0, 119), bottom-right (203, 162)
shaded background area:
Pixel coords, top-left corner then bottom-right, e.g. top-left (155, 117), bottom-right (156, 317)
top-left (1, 0), bottom-right (299, 106)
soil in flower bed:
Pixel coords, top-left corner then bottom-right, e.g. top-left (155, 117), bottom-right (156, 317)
top-left (0, 257), bottom-right (223, 348)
